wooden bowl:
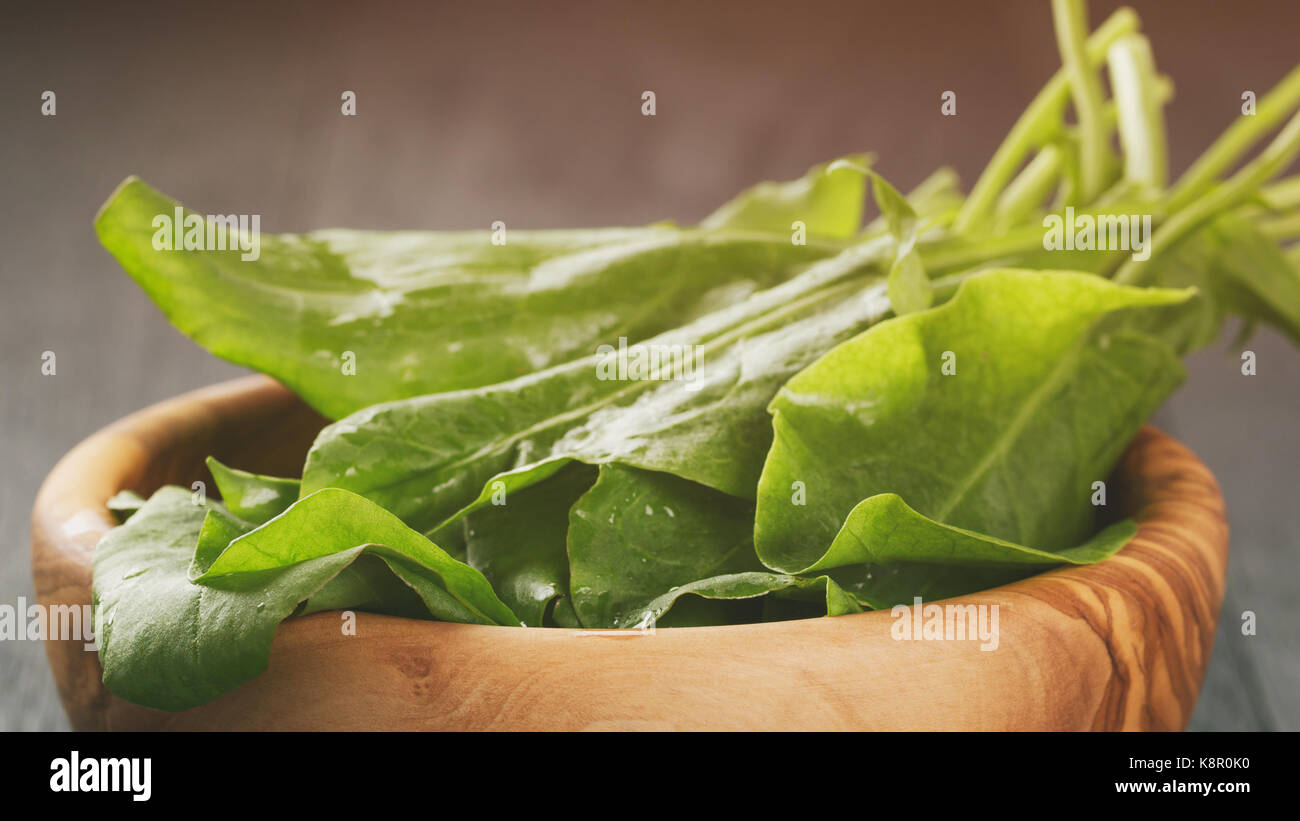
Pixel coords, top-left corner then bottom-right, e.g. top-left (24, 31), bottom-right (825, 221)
top-left (32, 375), bottom-right (1229, 731)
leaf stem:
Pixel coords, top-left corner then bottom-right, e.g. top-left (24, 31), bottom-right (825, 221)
top-left (1116, 109), bottom-right (1300, 284)
top-left (1259, 211), bottom-right (1300, 240)
top-left (1107, 33), bottom-right (1169, 191)
top-left (1166, 63), bottom-right (1300, 212)
top-left (995, 145), bottom-right (1064, 229)
top-left (1052, 0), bottom-right (1114, 203)
top-left (955, 7), bottom-right (1138, 234)
top-left (1261, 175), bottom-right (1300, 210)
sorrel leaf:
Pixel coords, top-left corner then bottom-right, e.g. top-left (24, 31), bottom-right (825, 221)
top-left (192, 488), bottom-right (518, 626)
top-left (94, 486), bottom-right (518, 711)
top-left (299, 241), bottom-right (900, 533)
top-left (755, 270), bottom-right (1191, 575)
top-left (206, 457), bottom-right (299, 525)
top-left (637, 572), bottom-right (863, 625)
top-left (96, 176), bottom-right (848, 419)
top-left (700, 154), bottom-right (870, 239)
top-left (566, 465), bottom-right (764, 628)
top-left (460, 463), bottom-right (597, 627)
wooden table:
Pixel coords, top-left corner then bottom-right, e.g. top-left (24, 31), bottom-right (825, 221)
top-left (1, 0), bottom-right (1296, 730)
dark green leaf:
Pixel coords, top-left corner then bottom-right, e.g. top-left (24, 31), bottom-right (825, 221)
top-left (461, 463), bottom-right (597, 627)
top-left (566, 465), bottom-right (764, 628)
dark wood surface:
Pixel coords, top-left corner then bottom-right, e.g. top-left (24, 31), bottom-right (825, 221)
top-left (1, 0), bottom-right (1296, 729)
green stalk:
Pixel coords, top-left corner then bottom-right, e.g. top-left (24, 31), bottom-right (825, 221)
top-left (954, 7), bottom-right (1139, 234)
top-left (995, 145), bottom-right (1063, 229)
top-left (1167, 63), bottom-right (1300, 212)
top-left (1052, 0), bottom-right (1114, 203)
top-left (1261, 175), bottom-right (1300, 210)
top-left (1050, 137), bottom-right (1082, 210)
top-left (921, 226), bottom-right (1048, 272)
top-left (1107, 34), bottom-right (1168, 191)
top-left (1055, 75), bottom-right (1173, 211)
top-left (907, 167), bottom-right (962, 205)
top-left (1259, 211), bottom-right (1300, 240)
top-left (1116, 109), bottom-right (1300, 284)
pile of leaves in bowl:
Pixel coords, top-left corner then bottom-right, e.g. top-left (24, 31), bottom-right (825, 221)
top-left (93, 0), bottom-right (1300, 710)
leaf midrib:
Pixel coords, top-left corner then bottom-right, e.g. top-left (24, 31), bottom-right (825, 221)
top-left (929, 328), bottom-right (1089, 532)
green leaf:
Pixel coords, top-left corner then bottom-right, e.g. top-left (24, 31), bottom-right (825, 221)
top-left (700, 155), bottom-right (869, 239)
top-left (1204, 213), bottom-right (1300, 346)
top-left (461, 463), bottom-right (597, 627)
top-left (800, 494), bottom-right (1135, 606)
top-left (95, 487), bottom-right (373, 711)
top-left (635, 572), bottom-right (863, 626)
top-left (547, 595), bottom-right (582, 628)
top-left (864, 167), bottom-right (918, 242)
top-left (193, 488), bottom-right (518, 626)
top-left (755, 269), bottom-right (1192, 582)
top-left (94, 486), bottom-right (518, 711)
top-left (94, 488), bottom-right (247, 710)
top-left (809, 493), bottom-right (1136, 571)
top-left (566, 465), bottom-right (764, 628)
top-left (870, 170), bottom-right (933, 316)
top-left (96, 178), bottom-right (840, 419)
top-left (206, 456), bottom-right (299, 525)
top-left (1117, 212), bottom-right (1300, 352)
top-left (188, 499), bottom-right (424, 618)
top-left (824, 161), bottom-right (934, 315)
top-left (105, 489), bottom-right (146, 522)
top-left (301, 238), bottom-right (900, 533)
top-left (296, 554), bottom-right (430, 618)
top-left (815, 563), bottom-right (1037, 612)
top-left (886, 248), bottom-right (932, 315)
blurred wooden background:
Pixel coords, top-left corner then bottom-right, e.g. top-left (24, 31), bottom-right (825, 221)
top-left (1, 0), bottom-right (1296, 729)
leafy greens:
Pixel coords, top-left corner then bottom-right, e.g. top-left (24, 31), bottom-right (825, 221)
top-left (90, 0), bottom-right (1300, 711)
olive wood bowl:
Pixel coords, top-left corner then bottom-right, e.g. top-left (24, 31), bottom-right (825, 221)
top-left (32, 375), bottom-right (1228, 730)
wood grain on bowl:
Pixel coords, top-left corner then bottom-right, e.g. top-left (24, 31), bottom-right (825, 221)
top-left (31, 375), bottom-right (1228, 731)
